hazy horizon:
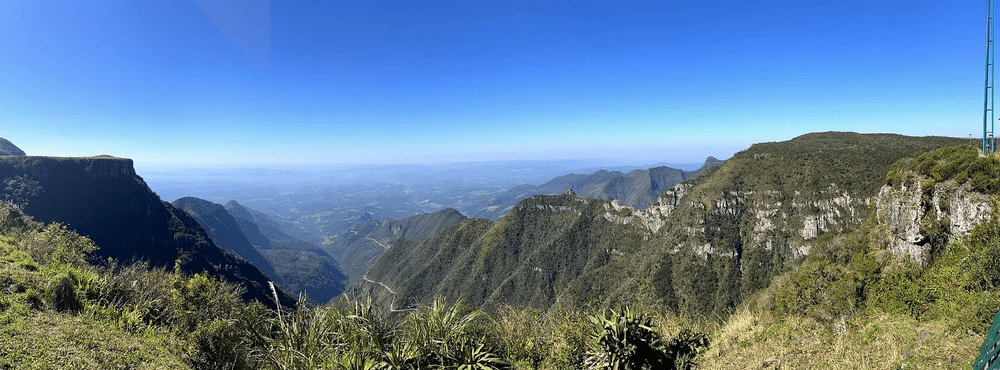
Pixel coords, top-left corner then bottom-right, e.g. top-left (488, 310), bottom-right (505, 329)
top-left (2, 1), bottom-right (985, 166)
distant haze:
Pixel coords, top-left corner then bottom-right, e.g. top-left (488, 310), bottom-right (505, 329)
top-left (140, 158), bottom-right (711, 204)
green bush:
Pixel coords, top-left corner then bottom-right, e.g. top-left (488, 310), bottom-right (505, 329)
top-left (45, 272), bottom-right (81, 313)
top-left (30, 223), bottom-right (97, 267)
top-left (887, 145), bottom-right (1000, 193)
top-left (771, 259), bottom-right (860, 324)
top-left (20, 287), bottom-right (43, 310)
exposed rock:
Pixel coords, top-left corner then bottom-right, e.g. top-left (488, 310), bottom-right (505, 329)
top-left (876, 179), bottom-right (992, 265)
top-left (0, 138), bottom-right (25, 156)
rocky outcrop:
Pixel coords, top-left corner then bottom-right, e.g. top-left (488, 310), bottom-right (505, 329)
top-left (0, 138), bottom-right (25, 156)
top-left (876, 180), bottom-right (992, 265)
top-left (634, 132), bottom-right (965, 316)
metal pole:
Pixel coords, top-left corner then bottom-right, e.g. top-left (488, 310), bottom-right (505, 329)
top-left (986, 0), bottom-right (995, 154)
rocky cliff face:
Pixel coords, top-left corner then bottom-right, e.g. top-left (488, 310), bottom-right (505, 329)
top-left (0, 138), bottom-right (26, 156)
top-left (630, 133), bottom-right (967, 315)
top-left (357, 133), bottom-right (971, 316)
top-left (876, 177), bottom-right (992, 266)
top-left (0, 156), bottom-right (294, 308)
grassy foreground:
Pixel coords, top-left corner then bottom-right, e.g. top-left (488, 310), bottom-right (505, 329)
top-left (2, 146), bottom-right (999, 369)
top-left (0, 201), bottom-right (710, 369)
top-left (1, 203), bottom-right (990, 370)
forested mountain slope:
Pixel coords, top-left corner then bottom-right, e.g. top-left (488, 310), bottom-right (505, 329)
top-left (221, 200), bottom-right (348, 303)
top-left (356, 132), bottom-right (967, 316)
top-left (174, 197), bottom-right (348, 303)
top-left (173, 197), bottom-right (277, 278)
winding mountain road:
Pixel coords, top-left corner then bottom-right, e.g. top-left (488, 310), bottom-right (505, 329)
top-left (365, 236), bottom-right (391, 251)
top-left (362, 275), bottom-right (396, 295)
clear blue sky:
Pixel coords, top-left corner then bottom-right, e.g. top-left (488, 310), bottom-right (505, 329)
top-left (0, 1), bottom-right (987, 167)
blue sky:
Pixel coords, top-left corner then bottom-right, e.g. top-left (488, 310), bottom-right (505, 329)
top-left (0, 1), bottom-right (987, 167)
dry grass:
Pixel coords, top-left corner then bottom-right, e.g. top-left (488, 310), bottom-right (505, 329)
top-left (700, 308), bottom-right (983, 369)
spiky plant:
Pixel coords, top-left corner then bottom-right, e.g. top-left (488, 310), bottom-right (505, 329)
top-left (342, 295), bottom-right (397, 357)
top-left (379, 340), bottom-right (418, 370)
top-left (662, 329), bottom-right (709, 370)
top-left (404, 297), bottom-right (487, 367)
top-left (447, 342), bottom-right (508, 370)
top-left (268, 294), bottom-right (342, 369)
top-left (584, 307), bottom-right (667, 370)
top-left (584, 307), bottom-right (710, 370)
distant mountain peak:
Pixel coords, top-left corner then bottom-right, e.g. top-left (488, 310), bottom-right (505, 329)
top-left (0, 138), bottom-right (25, 156)
top-left (700, 156), bottom-right (724, 170)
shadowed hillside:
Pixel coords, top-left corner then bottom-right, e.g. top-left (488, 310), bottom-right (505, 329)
top-left (0, 156), bottom-right (293, 307)
top-left (173, 197), bottom-right (277, 278)
top-left (0, 137), bottom-right (25, 156)
top-left (224, 200), bottom-right (348, 303)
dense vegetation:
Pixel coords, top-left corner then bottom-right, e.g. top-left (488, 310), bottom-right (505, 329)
top-left (0, 201), bottom-right (711, 369)
top-left (699, 145), bottom-right (1000, 368)
top-left (356, 193), bottom-right (656, 312)
top-left (359, 133), bottom-right (968, 320)
top-left (4, 135), bottom-right (996, 369)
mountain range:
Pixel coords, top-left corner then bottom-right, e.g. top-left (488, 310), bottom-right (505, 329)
top-left (469, 156), bottom-right (722, 219)
top-left (353, 132), bottom-right (969, 315)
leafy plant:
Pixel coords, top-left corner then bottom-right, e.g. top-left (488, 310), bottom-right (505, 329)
top-left (447, 342), bottom-right (508, 370)
top-left (585, 307), bottom-right (708, 370)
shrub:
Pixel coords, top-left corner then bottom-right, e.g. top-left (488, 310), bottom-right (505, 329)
top-left (20, 287), bottom-right (43, 310)
top-left (93, 260), bottom-right (177, 327)
top-left (585, 307), bottom-right (708, 370)
top-left (0, 201), bottom-right (35, 235)
top-left (45, 272), bottom-right (81, 313)
top-left (30, 223), bottom-right (97, 267)
top-left (268, 298), bottom-right (345, 368)
top-left (404, 297), bottom-right (495, 367)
